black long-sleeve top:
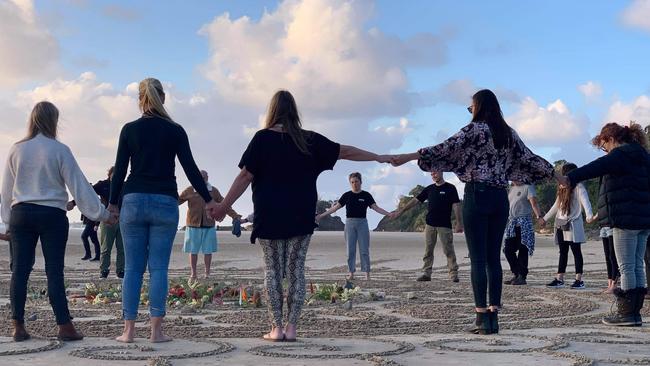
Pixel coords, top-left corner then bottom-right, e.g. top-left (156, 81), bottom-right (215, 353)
top-left (109, 115), bottom-right (211, 205)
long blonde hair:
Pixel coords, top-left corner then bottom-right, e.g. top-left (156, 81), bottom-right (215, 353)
top-left (20, 101), bottom-right (59, 142)
top-left (138, 78), bottom-right (173, 121)
top-left (264, 90), bottom-right (310, 155)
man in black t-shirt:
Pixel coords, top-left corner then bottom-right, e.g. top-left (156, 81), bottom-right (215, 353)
top-left (396, 171), bottom-right (462, 282)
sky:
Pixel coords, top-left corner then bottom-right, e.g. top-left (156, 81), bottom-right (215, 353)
top-left (2, 0), bottom-right (650, 229)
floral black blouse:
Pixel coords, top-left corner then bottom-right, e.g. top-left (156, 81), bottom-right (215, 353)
top-left (418, 122), bottom-right (554, 187)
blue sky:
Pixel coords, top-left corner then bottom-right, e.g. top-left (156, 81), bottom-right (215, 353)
top-left (4, 0), bottom-right (650, 228)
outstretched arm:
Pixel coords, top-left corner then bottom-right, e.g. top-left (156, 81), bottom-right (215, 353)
top-left (396, 197), bottom-right (420, 216)
top-left (209, 168), bottom-right (254, 222)
top-left (339, 145), bottom-right (391, 163)
top-left (316, 202), bottom-right (342, 221)
top-left (529, 196), bottom-right (543, 219)
top-left (370, 203), bottom-right (392, 216)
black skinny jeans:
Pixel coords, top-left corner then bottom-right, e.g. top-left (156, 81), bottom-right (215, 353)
top-left (81, 222), bottom-right (99, 258)
top-left (602, 235), bottom-right (619, 280)
top-left (10, 203), bottom-right (71, 325)
top-left (504, 226), bottom-right (529, 278)
top-left (556, 229), bottom-right (583, 275)
top-left (463, 183), bottom-right (509, 308)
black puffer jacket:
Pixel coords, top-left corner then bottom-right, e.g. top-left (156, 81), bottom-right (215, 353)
top-left (568, 143), bottom-right (650, 230)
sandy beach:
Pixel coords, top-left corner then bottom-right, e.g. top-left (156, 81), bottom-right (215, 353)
top-left (0, 230), bottom-right (648, 365)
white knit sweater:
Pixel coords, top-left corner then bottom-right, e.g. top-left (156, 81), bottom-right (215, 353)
top-left (1, 134), bottom-right (109, 224)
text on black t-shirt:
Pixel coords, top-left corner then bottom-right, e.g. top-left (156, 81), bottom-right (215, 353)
top-left (338, 190), bottom-right (376, 218)
top-left (416, 182), bottom-right (460, 228)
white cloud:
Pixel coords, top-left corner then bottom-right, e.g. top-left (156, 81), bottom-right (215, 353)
top-left (507, 97), bottom-right (588, 145)
top-left (577, 81), bottom-right (603, 101)
top-left (605, 95), bottom-right (650, 126)
top-left (199, 0), bottom-right (448, 119)
top-left (0, 0), bottom-right (59, 87)
top-left (621, 0), bottom-right (650, 32)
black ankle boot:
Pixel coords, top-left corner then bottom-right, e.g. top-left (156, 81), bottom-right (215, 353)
top-left (635, 288), bottom-right (647, 326)
top-left (603, 288), bottom-right (637, 326)
top-left (470, 312), bottom-right (491, 335)
top-left (488, 310), bottom-right (499, 334)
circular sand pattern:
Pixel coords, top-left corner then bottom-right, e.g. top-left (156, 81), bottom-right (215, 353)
top-left (423, 334), bottom-right (567, 353)
top-left (69, 339), bottom-right (234, 361)
top-left (248, 338), bottom-right (414, 359)
top-left (560, 331), bottom-right (650, 345)
top-left (0, 337), bottom-right (63, 356)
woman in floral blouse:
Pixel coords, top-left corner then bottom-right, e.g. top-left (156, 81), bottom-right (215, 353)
top-left (391, 89), bottom-right (559, 335)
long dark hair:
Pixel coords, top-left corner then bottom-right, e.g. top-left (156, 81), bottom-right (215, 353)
top-left (471, 89), bottom-right (513, 149)
top-left (264, 90), bottom-right (310, 155)
top-left (558, 163), bottom-right (578, 215)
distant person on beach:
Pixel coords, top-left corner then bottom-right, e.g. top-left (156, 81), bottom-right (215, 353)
top-left (79, 212), bottom-right (100, 261)
top-left (539, 163), bottom-right (594, 290)
top-left (390, 89), bottom-right (557, 335)
top-left (557, 122), bottom-right (650, 326)
top-left (316, 172), bottom-right (394, 281)
top-left (67, 167), bottom-right (124, 278)
top-left (209, 90), bottom-right (391, 342)
top-left (179, 169), bottom-right (240, 282)
top-left (109, 78), bottom-right (219, 343)
top-left (1, 101), bottom-right (117, 342)
top-left (503, 182), bottom-right (542, 286)
top-left (394, 170), bottom-right (462, 283)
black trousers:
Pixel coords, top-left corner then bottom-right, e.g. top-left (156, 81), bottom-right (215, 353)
top-left (645, 236), bottom-right (650, 288)
top-left (463, 183), bottom-right (509, 308)
top-left (556, 229), bottom-right (583, 274)
top-left (81, 222), bottom-right (99, 258)
top-left (602, 235), bottom-right (619, 280)
top-left (504, 226), bottom-right (529, 278)
top-left (10, 203), bottom-right (71, 325)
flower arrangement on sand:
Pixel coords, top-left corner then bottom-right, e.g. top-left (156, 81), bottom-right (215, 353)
top-left (78, 279), bottom-right (263, 309)
top-left (306, 281), bottom-right (361, 306)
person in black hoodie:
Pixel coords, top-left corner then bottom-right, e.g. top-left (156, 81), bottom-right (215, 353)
top-left (560, 122), bottom-right (650, 326)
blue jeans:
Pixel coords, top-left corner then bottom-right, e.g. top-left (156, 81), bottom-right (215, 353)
top-left (613, 228), bottom-right (650, 290)
top-left (345, 218), bottom-right (370, 273)
top-left (120, 193), bottom-right (179, 320)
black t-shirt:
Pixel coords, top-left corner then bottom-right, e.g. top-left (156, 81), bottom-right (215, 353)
top-left (338, 191), bottom-right (375, 218)
top-left (416, 182), bottom-right (460, 228)
top-left (238, 129), bottom-right (340, 241)
top-left (110, 116), bottom-right (211, 205)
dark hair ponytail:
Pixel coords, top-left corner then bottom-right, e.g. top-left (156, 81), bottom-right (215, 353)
top-left (592, 122), bottom-right (648, 150)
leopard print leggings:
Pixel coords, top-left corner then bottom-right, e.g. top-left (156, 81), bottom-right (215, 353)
top-left (258, 235), bottom-right (311, 328)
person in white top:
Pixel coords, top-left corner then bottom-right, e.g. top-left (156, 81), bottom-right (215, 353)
top-left (1, 101), bottom-right (118, 342)
top-left (539, 163), bottom-right (595, 289)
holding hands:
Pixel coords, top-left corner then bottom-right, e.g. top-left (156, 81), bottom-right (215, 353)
top-left (106, 204), bottom-right (120, 225)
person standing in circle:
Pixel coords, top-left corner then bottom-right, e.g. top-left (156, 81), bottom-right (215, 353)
top-left (558, 122), bottom-right (650, 326)
top-left (1, 101), bottom-right (117, 342)
top-left (390, 89), bottom-right (558, 335)
top-left (67, 166), bottom-right (124, 278)
top-left (179, 169), bottom-right (240, 282)
top-left (503, 182), bottom-right (542, 286)
top-left (80, 212), bottom-right (100, 261)
top-left (317, 172), bottom-right (394, 281)
top-left (394, 170), bottom-right (463, 282)
top-left (209, 90), bottom-right (392, 342)
top-left (110, 78), bottom-right (219, 343)
top-left (540, 163), bottom-right (594, 290)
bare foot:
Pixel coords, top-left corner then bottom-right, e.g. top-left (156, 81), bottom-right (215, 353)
top-left (347, 273), bottom-right (355, 281)
top-left (263, 327), bottom-right (284, 341)
top-left (115, 333), bottom-right (134, 343)
top-left (284, 324), bottom-right (297, 341)
top-left (150, 334), bottom-right (172, 343)
top-left (365, 273), bottom-right (371, 281)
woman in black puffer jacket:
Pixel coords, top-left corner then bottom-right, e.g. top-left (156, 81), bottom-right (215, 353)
top-left (563, 122), bottom-right (650, 327)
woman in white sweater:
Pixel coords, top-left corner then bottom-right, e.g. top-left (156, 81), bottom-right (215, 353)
top-left (1, 101), bottom-right (117, 342)
top-left (539, 163), bottom-right (594, 289)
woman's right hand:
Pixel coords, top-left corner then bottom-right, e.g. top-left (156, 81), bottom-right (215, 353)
top-left (537, 217), bottom-right (546, 227)
top-left (105, 204), bottom-right (120, 225)
top-left (0, 231), bottom-right (10, 241)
